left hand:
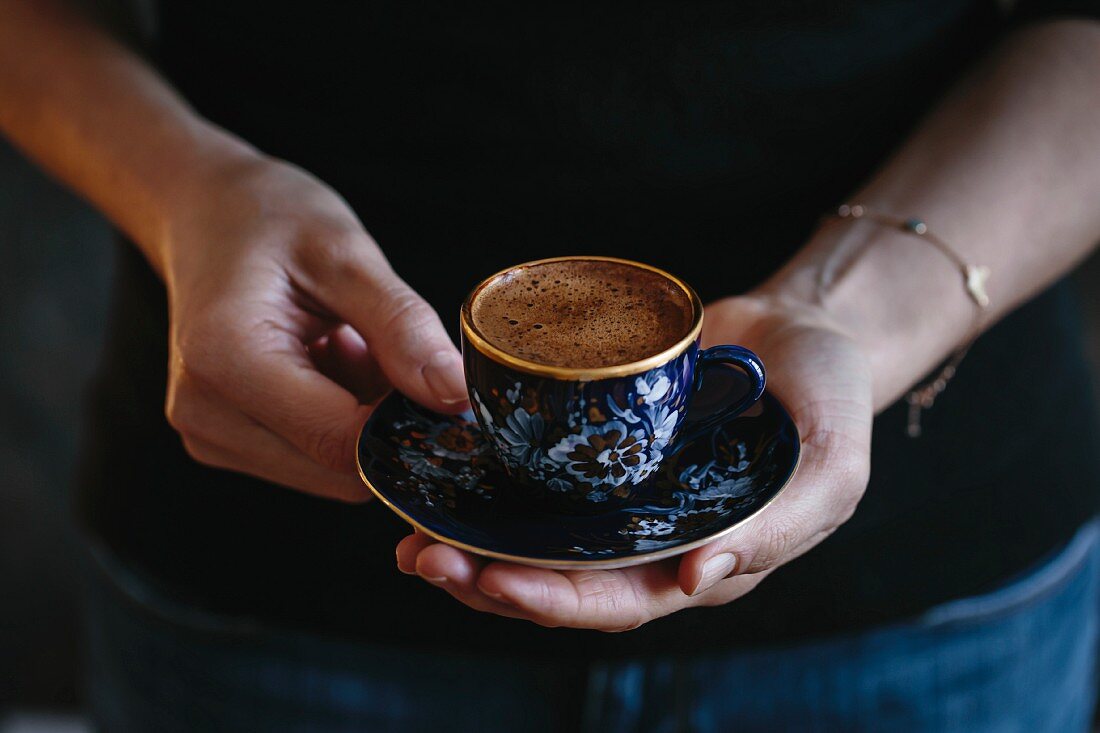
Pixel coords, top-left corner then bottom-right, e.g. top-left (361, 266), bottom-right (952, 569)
top-left (394, 294), bottom-right (873, 631)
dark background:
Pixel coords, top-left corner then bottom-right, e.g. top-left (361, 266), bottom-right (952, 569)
top-left (1, 141), bottom-right (112, 716)
top-left (1, 135), bottom-right (1099, 718)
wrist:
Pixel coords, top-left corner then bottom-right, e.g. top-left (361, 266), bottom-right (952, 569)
top-left (758, 218), bottom-right (976, 410)
top-left (138, 122), bottom-right (266, 275)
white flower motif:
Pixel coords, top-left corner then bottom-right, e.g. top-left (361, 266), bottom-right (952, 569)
top-left (644, 403), bottom-right (680, 452)
top-left (611, 372), bottom-right (675, 424)
top-left (498, 407), bottom-right (546, 468)
top-left (698, 475), bottom-right (754, 500)
top-left (635, 452), bottom-right (663, 483)
top-left (547, 420), bottom-right (651, 488)
top-left (608, 398), bottom-right (641, 424)
top-left (636, 373), bottom-right (671, 405)
top-left (679, 460), bottom-right (755, 500)
top-left (398, 446), bottom-right (453, 481)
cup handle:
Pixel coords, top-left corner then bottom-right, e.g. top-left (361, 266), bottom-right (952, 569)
top-left (668, 345), bottom-right (766, 454)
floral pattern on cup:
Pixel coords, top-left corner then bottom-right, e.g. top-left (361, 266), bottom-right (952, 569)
top-left (386, 409), bottom-right (494, 509)
top-left (357, 387), bottom-right (796, 563)
top-left (468, 352), bottom-right (695, 505)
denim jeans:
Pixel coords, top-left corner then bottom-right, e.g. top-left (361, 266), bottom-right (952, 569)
top-left (85, 519), bottom-right (1100, 733)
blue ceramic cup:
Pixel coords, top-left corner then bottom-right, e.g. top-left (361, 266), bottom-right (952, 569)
top-left (460, 256), bottom-right (765, 512)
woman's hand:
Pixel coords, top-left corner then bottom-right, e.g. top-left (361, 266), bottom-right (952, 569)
top-left (160, 156), bottom-right (469, 501)
top-left (395, 294), bottom-right (873, 631)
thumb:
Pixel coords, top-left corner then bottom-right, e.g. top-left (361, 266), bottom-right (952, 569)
top-left (365, 280), bottom-right (470, 413)
top-left (305, 237), bottom-right (469, 413)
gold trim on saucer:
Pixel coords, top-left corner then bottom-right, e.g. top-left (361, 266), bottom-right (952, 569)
top-left (356, 417), bottom-right (802, 571)
top-left (460, 255), bottom-right (705, 382)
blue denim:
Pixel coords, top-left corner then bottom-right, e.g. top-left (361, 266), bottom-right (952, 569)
top-left (85, 519), bottom-right (1100, 733)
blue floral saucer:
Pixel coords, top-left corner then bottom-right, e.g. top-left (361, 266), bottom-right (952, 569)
top-left (356, 368), bottom-right (801, 569)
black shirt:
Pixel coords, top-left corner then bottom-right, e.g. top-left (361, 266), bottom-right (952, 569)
top-left (78, 0), bottom-right (1100, 655)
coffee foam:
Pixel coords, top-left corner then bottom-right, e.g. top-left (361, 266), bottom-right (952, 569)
top-left (469, 259), bottom-right (694, 369)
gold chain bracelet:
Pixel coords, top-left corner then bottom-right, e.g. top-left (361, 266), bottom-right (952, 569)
top-left (830, 204), bottom-right (992, 438)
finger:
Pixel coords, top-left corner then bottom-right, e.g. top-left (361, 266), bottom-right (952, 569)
top-left (468, 555), bottom-right (771, 630)
top-left (475, 560), bottom-right (687, 632)
top-left (167, 383), bottom-right (370, 502)
top-left (676, 481), bottom-right (822, 595)
top-left (677, 420), bottom-right (871, 596)
top-left (182, 434), bottom-right (369, 502)
top-left (186, 315), bottom-right (374, 474)
top-left (292, 232), bottom-right (470, 413)
top-left (413, 543), bottom-right (529, 620)
top-left (395, 531), bottom-right (436, 574)
top-left (687, 568), bottom-right (772, 608)
top-left (680, 316), bottom-right (874, 596)
top-left (309, 325), bottom-right (391, 404)
top-left (414, 541), bottom-right (483, 584)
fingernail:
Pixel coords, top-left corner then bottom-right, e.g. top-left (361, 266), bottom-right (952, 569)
top-left (477, 585), bottom-right (515, 607)
top-left (422, 574), bottom-right (449, 586)
top-left (692, 553), bottom-right (737, 596)
top-left (424, 351), bottom-right (469, 406)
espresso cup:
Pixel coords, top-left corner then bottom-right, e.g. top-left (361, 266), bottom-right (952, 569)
top-left (460, 256), bottom-right (765, 512)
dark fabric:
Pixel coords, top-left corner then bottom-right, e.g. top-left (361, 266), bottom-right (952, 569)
top-left (78, 0), bottom-right (1100, 656)
top-left (84, 521), bottom-right (1100, 732)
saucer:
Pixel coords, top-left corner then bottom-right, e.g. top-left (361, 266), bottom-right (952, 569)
top-left (356, 368), bottom-right (801, 569)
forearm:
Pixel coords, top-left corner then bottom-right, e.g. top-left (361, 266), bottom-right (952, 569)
top-left (0, 0), bottom-right (258, 273)
top-left (762, 20), bottom-right (1100, 411)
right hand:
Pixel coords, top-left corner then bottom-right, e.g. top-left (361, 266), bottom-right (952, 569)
top-left (158, 155), bottom-right (469, 502)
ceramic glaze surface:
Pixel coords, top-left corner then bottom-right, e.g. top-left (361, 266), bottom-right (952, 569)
top-left (465, 345), bottom-right (698, 507)
top-left (357, 368), bottom-right (800, 568)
